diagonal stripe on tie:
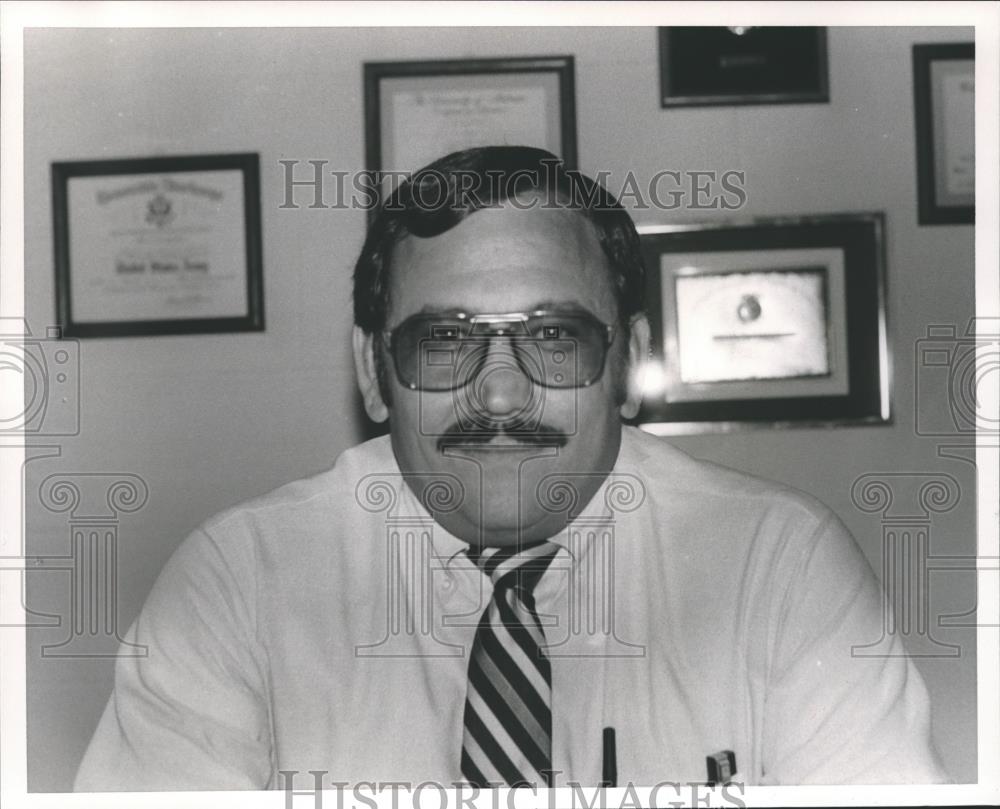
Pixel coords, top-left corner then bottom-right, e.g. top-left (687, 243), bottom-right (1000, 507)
top-left (477, 627), bottom-right (550, 721)
top-left (460, 732), bottom-right (499, 786)
top-left (505, 589), bottom-right (549, 647)
top-left (465, 672), bottom-right (550, 779)
top-left (488, 542), bottom-right (559, 583)
top-left (472, 609), bottom-right (552, 747)
top-left (490, 612), bottom-right (552, 702)
top-left (468, 653), bottom-right (551, 769)
top-left (481, 545), bottom-right (518, 577)
top-left (464, 702), bottom-right (528, 785)
top-left (461, 541), bottom-right (560, 788)
top-left (494, 592), bottom-right (550, 674)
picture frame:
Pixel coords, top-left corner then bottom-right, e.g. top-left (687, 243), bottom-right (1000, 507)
top-left (658, 26), bottom-right (829, 107)
top-left (52, 153), bottom-right (264, 338)
top-left (913, 43), bottom-right (975, 225)
top-left (363, 55), bottom-right (576, 215)
top-left (637, 213), bottom-right (890, 434)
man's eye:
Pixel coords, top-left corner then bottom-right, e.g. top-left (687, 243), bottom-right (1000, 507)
top-left (431, 325), bottom-right (462, 339)
top-left (537, 322), bottom-right (582, 340)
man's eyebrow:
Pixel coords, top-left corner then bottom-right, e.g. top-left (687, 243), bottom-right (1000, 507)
top-left (531, 300), bottom-right (597, 315)
top-left (410, 301), bottom-right (598, 317)
top-left (412, 305), bottom-right (468, 317)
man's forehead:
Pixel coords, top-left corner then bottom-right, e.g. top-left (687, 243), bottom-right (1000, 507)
top-left (383, 202), bottom-right (618, 328)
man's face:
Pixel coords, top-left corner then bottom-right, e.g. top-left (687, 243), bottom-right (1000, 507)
top-left (354, 201), bottom-right (647, 547)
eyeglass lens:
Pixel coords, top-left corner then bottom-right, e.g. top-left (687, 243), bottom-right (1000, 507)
top-left (390, 312), bottom-right (610, 391)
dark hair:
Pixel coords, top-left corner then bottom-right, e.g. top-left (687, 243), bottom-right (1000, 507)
top-left (352, 146), bottom-right (646, 335)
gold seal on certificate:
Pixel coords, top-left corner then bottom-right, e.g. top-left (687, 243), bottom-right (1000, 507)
top-left (674, 269), bottom-right (831, 384)
top-left (53, 154), bottom-right (263, 337)
top-left (654, 245), bottom-right (850, 405)
top-left (637, 215), bottom-right (889, 432)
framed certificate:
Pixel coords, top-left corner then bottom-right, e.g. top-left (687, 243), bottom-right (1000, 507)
top-left (52, 153), bottom-right (264, 338)
top-left (638, 213), bottom-right (889, 433)
top-left (658, 27), bottom-right (829, 107)
top-left (913, 43), bottom-right (975, 225)
top-left (363, 55), bottom-right (576, 211)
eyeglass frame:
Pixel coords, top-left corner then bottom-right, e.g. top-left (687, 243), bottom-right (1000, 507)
top-left (379, 308), bottom-right (619, 392)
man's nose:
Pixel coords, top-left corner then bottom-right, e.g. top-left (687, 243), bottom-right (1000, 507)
top-left (471, 340), bottom-right (534, 418)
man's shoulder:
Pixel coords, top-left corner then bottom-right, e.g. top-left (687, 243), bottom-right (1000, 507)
top-left (620, 426), bottom-right (836, 528)
top-left (618, 427), bottom-right (864, 614)
top-left (200, 434), bottom-right (396, 536)
top-left (141, 437), bottom-right (396, 614)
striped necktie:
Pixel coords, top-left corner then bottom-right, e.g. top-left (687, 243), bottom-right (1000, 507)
top-left (460, 541), bottom-right (561, 788)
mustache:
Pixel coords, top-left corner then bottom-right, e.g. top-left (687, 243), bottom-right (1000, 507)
top-left (436, 422), bottom-right (569, 450)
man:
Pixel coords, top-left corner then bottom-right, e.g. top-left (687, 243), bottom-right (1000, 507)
top-left (75, 147), bottom-right (947, 790)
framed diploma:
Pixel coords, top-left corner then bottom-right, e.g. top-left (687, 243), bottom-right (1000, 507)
top-left (364, 55), bottom-right (576, 214)
top-left (658, 27), bottom-right (829, 107)
top-left (52, 153), bottom-right (264, 338)
top-left (637, 213), bottom-right (889, 433)
top-left (913, 43), bottom-right (975, 225)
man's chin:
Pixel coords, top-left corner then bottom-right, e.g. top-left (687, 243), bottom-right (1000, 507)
top-left (437, 442), bottom-right (569, 487)
top-left (439, 506), bottom-right (567, 547)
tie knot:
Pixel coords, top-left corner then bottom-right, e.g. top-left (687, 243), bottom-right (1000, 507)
top-left (468, 542), bottom-right (560, 592)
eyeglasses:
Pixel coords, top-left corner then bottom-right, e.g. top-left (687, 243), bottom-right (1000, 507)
top-left (382, 309), bottom-right (617, 392)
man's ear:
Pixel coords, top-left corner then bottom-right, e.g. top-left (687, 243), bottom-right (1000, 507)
top-left (620, 313), bottom-right (651, 420)
top-left (353, 325), bottom-right (389, 423)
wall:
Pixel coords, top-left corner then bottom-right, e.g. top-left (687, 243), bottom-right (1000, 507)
top-left (22, 26), bottom-right (977, 790)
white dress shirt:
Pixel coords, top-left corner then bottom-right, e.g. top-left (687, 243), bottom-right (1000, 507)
top-left (75, 427), bottom-right (947, 789)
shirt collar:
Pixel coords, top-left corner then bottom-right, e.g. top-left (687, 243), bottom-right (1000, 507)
top-left (394, 460), bottom-right (625, 572)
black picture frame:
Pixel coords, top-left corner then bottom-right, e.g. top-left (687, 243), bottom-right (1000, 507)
top-left (52, 153), bottom-right (264, 338)
top-left (658, 26), bottom-right (829, 107)
top-left (913, 43), bottom-right (975, 225)
top-left (637, 213), bottom-right (890, 433)
top-left (363, 56), bottom-right (576, 221)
